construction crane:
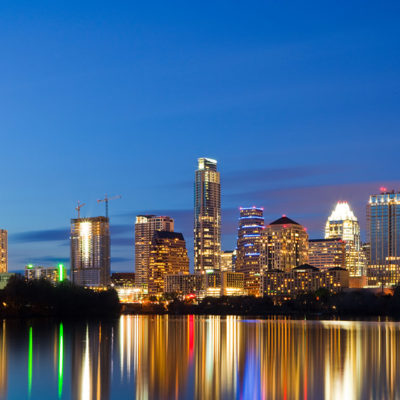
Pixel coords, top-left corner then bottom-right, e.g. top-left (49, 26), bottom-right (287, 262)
top-left (97, 194), bottom-right (121, 219)
top-left (75, 201), bottom-right (86, 218)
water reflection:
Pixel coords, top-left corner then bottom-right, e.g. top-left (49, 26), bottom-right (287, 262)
top-left (1, 316), bottom-right (400, 399)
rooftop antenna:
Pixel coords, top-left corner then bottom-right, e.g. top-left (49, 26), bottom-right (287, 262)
top-left (75, 201), bottom-right (86, 218)
top-left (97, 194), bottom-right (121, 219)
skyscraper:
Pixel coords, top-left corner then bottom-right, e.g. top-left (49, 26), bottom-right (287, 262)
top-left (194, 157), bottom-right (221, 273)
top-left (148, 231), bottom-right (189, 295)
top-left (235, 207), bottom-right (264, 295)
top-left (135, 215), bottom-right (174, 289)
top-left (263, 216), bottom-right (309, 272)
top-left (367, 189), bottom-right (400, 286)
top-left (70, 216), bottom-right (110, 287)
top-left (0, 230), bottom-right (7, 273)
top-left (325, 201), bottom-right (366, 276)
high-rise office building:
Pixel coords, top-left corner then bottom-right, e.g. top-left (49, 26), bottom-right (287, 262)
top-left (135, 215), bottom-right (174, 289)
top-left (367, 189), bottom-right (400, 286)
top-left (308, 239), bottom-right (346, 270)
top-left (325, 201), bottom-right (366, 276)
top-left (194, 157), bottom-right (221, 273)
top-left (0, 230), bottom-right (7, 273)
top-left (148, 231), bottom-right (189, 295)
top-left (70, 216), bottom-right (110, 287)
top-left (235, 207), bottom-right (264, 295)
top-left (263, 216), bottom-right (309, 273)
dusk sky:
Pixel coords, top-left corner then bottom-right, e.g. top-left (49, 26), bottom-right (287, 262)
top-left (2, 1), bottom-right (399, 272)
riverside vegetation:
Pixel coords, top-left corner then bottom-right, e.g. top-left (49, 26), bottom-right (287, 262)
top-left (0, 275), bottom-right (120, 317)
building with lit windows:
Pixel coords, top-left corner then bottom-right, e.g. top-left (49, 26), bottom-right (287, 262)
top-left (148, 231), bottom-right (189, 295)
top-left (220, 250), bottom-right (234, 271)
top-left (263, 216), bottom-right (309, 273)
top-left (0, 273), bottom-right (14, 290)
top-left (135, 215), bottom-right (174, 289)
top-left (308, 239), bottom-right (346, 270)
top-left (325, 201), bottom-right (366, 276)
top-left (0, 230), bottom-right (7, 273)
top-left (70, 216), bottom-right (110, 287)
top-left (165, 273), bottom-right (203, 296)
top-left (261, 264), bottom-right (349, 299)
top-left (25, 264), bottom-right (66, 283)
top-left (367, 189), bottom-right (400, 286)
top-left (164, 271), bottom-right (244, 298)
top-left (235, 207), bottom-right (264, 295)
top-left (111, 273), bottom-right (136, 287)
top-left (194, 157), bottom-right (221, 273)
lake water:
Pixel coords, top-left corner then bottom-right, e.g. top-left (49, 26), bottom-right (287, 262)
top-left (0, 315), bottom-right (399, 399)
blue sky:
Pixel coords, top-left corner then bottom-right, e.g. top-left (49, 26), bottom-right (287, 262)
top-left (1, 1), bottom-right (399, 272)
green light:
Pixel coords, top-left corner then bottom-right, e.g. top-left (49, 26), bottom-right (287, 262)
top-left (27, 264), bottom-right (33, 269)
top-left (58, 323), bottom-right (64, 399)
top-left (58, 264), bottom-right (64, 282)
top-left (28, 326), bottom-right (33, 398)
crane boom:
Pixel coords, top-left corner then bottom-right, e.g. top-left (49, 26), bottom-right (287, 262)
top-left (97, 194), bottom-right (121, 218)
top-left (75, 201), bottom-right (86, 219)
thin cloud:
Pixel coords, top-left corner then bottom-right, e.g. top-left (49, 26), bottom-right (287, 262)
top-left (11, 228), bottom-right (69, 243)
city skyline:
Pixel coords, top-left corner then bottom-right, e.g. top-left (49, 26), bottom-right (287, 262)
top-left (1, 1), bottom-right (399, 272)
top-left (5, 160), bottom-right (398, 273)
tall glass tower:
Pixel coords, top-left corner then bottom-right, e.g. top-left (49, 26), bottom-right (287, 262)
top-left (194, 157), bottom-right (221, 273)
top-left (235, 207), bottom-right (264, 295)
top-left (367, 190), bottom-right (400, 265)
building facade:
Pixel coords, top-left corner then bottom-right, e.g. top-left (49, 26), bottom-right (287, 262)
top-left (0, 230), bottom-right (7, 273)
top-left (308, 239), bottom-right (346, 270)
top-left (194, 157), bottom-right (221, 273)
top-left (235, 207), bottom-right (264, 295)
top-left (25, 265), bottom-right (61, 283)
top-left (367, 190), bottom-right (400, 286)
top-left (164, 271), bottom-right (245, 298)
top-left (220, 250), bottom-right (234, 271)
top-left (263, 216), bottom-right (309, 273)
top-left (70, 216), bottom-right (110, 287)
top-left (135, 215), bottom-right (174, 289)
top-left (261, 265), bottom-right (349, 299)
top-left (325, 201), bottom-right (366, 276)
top-left (165, 273), bottom-right (203, 296)
top-left (148, 231), bottom-right (189, 295)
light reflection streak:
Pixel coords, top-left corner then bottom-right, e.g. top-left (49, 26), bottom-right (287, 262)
top-left (58, 323), bottom-right (64, 399)
top-left (28, 326), bottom-right (33, 398)
top-left (81, 326), bottom-right (91, 400)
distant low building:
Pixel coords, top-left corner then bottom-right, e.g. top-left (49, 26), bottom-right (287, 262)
top-left (111, 273), bottom-right (136, 287)
top-left (164, 273), bottom-right (202, 296)
top-left (261, 264), bottom-right (349, 299)
top-left (25, 264), bottom-right (66, 283)
top-left (165, 271), bottom-right (245, 298)
top-left (0, 272), bottom-right (15, 290)
top-left (367, 259), bottom-right (400, 287)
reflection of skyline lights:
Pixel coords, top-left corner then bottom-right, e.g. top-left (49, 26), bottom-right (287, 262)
top-left (58, 323), bottom-right (64, 399)
top-left (5, 317), bottom-right (400, 398)
top-left (28, 326), bottom-right (33, 398)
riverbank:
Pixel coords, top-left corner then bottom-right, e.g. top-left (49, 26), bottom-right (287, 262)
top-left (121, 289), bottom-right (400, 319)
top-left (0, 275), bottom-right (120, 318)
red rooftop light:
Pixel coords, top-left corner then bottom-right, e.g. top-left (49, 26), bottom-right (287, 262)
top-left (380, 187), bottom-right (387, 193)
